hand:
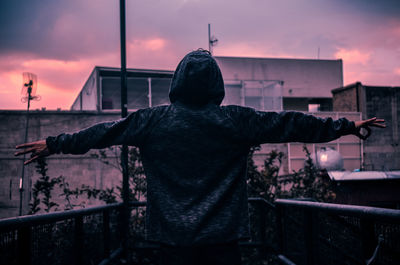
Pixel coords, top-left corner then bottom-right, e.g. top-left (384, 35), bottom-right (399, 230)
top-left (15, 140), bottom-right (51, 165)
top-left (354, 117), bottom-right (386, 140)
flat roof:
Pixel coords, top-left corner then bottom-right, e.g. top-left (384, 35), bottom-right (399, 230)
top-left (328, 171), bottom-right (400, 182)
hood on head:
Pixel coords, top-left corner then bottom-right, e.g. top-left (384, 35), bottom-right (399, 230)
top-left (169, 49), bottom-right (225, 106)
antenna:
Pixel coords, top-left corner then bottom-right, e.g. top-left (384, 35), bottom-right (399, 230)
top-left (208, 23), bottom-right (218, 55)
top-left (19, 72), bottom-right (41, 216)
top-left (21, 72), bottom-right (41, 102)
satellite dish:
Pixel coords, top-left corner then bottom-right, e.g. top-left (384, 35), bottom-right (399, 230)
top-left (21, 72), bottom-right (41, 103)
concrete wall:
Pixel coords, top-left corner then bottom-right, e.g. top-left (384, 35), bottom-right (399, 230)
top-left (0, 111), bottom-right (123, 218)
top-left (332, 84), bottom-right (400, 170)
top-left (363, 86), bottom-right (400, 170)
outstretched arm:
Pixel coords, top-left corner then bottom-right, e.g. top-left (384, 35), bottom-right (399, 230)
top-left (233, 108), bottom-right (386, 144)
top-left (14, 118), bottom-right (127, 165)
top-left (15, 108), bottom-right (156, 165)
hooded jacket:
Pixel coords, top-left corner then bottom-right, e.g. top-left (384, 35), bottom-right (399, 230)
top-left (47, 50), bottom-right (357, 246)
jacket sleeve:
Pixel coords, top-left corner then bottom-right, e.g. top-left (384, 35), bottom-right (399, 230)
top-left (228, 107), bottom-right (357, 145)
top-left (46, 108), bottom-right (154, 154)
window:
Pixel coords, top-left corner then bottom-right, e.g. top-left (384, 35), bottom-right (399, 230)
top-left (308, 104), bottom-right (321, 112)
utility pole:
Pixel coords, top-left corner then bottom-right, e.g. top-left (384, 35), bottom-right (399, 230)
top-left (208, 24), bottom-right (211, 53)
top-left (119, 0), bottom-right (130, 261)
top-left (19, 87), bottom-right (32, 216)
top-left (19, 73), bottom-right (40, 216)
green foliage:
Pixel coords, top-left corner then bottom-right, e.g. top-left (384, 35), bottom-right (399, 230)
top-left (247, 147), bottom-right (284, 203)
top-left (90, 146), bottom-right (147, 203)
top-left (79, 184), bottom-right (118, 204)
top-left (29, 158), bottom-right (61, 214)
top-left (247, 145), bottom-right (335, 203)
top-left (29, 146), bottom-right (145, 214)
top-left (58, 176), bottom-right (85, 210)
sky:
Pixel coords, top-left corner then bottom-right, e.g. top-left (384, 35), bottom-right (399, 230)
top-left (0, 0), bottom-right (399, 110)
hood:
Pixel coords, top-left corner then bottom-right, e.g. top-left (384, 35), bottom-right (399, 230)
top-left (169, 50), bottom-right (225, 106)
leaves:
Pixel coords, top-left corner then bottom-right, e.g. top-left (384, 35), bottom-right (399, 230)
top-left (29, 158), bottom-right (61, 214)
top-left (247, 145), bottom-right (335, 203)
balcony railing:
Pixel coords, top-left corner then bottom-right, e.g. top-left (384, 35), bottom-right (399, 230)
top-left (1, 198), bottom-right (399, 265)
top-left (275, 199), bottom-right (400, 265)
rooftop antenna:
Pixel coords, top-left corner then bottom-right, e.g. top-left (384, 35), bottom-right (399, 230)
top-left (208, 23), bottom-right (218, 55)
top-left (19, 72), bottom-right (41, 216)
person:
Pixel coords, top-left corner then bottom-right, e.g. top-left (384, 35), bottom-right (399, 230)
top-left (15, 49), bottom-right (385, 265)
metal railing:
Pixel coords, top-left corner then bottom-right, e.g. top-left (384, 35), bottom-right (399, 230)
top-left (0, 199), bottom-right (276, 265)
top-left (275, 199), bottom-right (400, 265)
top-left (0, 203), bottom-right (124, 265)
top-left (3, 198), bottom-right (399, 265)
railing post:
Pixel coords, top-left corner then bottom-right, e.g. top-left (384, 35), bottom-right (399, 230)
top-left (276, 203), bottom-right (284, 254)
top-left (17, 226), bottom-right (31, 265)
top-left (103, 210), bottom-right (110, 259)
top-left (360, 218), bottom-right (376, 261)
top-left (74, 216), bottom-right (83, 265)
top-left (258, 202), bottom-right (267, 260)
top-left (304, 209), bottom-right (316, 265)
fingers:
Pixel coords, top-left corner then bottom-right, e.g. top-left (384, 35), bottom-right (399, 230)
top-left (24, 155), bottom-right (40, 165)
top-left (14, 146), bottom-right (37, 156)
top-left (364, 117), bottom-right (377, 123)
top-left (370, 123), bottom-right (386, 128)
top-left (369, 119), bottom-right (386, 128)
top-left (357, 118), bottom-right (386, 129)
top-left (16, 140), bottom-right (45, 149)
top-left (15, 139), bottom-right (49, 165)
top-left (15, 142), bottom-right (34, 149)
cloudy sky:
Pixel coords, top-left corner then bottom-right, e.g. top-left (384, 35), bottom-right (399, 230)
top-left (1, 0), bottom-right (399, 110)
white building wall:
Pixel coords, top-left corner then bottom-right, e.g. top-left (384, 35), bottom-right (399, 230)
top-left (215, 56), bottom-right (343, 98)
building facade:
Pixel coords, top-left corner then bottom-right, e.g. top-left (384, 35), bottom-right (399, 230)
top-left (332, 82), bottom-right (400, 170)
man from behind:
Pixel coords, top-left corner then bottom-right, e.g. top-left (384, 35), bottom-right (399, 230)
top-left (16, 49), bottom-right (385, 265)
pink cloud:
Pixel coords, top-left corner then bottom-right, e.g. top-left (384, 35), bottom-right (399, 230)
top-left (128, 38), bottom-right (167, 52)
top-left (335, 48), bottom-right (371, 65)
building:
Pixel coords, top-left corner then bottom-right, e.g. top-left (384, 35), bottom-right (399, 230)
top-left (328, 171), bottom-right (400, 209)
top-left (215, 56), bottom-right (343, 112)
top-left (71, 57), bottom-right (344, 113)
top-left (332, 82), bottom-right (400, 170)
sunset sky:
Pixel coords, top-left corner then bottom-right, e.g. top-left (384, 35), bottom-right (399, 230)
top-left (1, 0), bottom-right (399, 110)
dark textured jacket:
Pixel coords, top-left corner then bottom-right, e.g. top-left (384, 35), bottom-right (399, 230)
top-left (47, 50), bottom-right (357, 246)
